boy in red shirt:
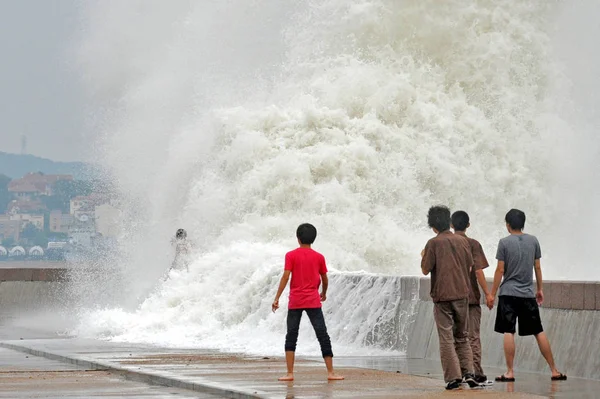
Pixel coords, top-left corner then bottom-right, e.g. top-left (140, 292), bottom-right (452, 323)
top-left (272, 223), bottom-right (344, 382)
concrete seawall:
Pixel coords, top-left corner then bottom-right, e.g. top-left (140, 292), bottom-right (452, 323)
top-left (2, 268), bottom-right (599, 380)
top-left (0, 266), bottom-right (68, 314)
top-left (330, 275), bottom-right (600, 381)
top-left (415, 276), bottom-right (600, 380)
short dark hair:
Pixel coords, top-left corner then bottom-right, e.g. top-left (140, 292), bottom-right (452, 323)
top-left (505, 209), bottom-right (526, 230)
top-left (451, 211), bottom-right (469, 231)
top-left (427, 206), bottom-right (451, 232)
top-left (296, 223), bottom-right (317, 244)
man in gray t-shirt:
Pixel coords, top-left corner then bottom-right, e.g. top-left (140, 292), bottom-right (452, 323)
top-left (487, 209), bottom-right (565, 382)
top-left (496, 234), bottom-right (541, 298)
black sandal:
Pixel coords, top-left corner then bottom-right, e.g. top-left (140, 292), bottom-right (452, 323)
top-left (495, 375), bottom-right (516, 382)
top-left (551, 373), bottom-right (567, 381)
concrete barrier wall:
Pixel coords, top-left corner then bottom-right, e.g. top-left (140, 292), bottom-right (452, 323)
top-left (404, 276), bottom-right (600, 380)
top-left (0, 268), bottom-right (68, 282)
top-left (0, 268), bottom-right (69, 314)
top-left (329, 274), bottom-right (600, 380)
top-left (416, 278), bottom-right (600, 311)
top-left (0, 261), bottom-right (67, 269)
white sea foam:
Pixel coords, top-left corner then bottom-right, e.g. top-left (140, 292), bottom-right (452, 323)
top-left (73, 1), bottom-right (599, 354)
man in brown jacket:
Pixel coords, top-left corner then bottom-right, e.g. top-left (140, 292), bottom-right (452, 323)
top-left (421, 205), bottom-right (479, 390)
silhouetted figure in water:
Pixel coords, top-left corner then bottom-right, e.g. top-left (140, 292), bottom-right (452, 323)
top-left (165, 229), bottom-right (191, 279)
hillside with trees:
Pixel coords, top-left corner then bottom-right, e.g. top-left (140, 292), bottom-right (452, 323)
top-left (0, 151), bottom-right (92, 179)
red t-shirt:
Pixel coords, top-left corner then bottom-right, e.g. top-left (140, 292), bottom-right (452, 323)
top-left (285, 247), bottom-right (328, 309)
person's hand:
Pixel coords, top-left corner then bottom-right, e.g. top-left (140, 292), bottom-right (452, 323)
top-left (272, 299), bottom-right (279, 313)
top-left (420, 249), bottom-right (425, 258)
top-left (486, 293), bottom-right (495, 310)
top-left (536, 290), bottom-right (544, 305)
top-left (320, 292), bottom-right (327, 302)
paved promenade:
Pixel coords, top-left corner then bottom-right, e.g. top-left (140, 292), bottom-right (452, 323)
top-left (2, 337), bottom-right (597, 399)
top-left (0, 346), bottom-right (219, 399)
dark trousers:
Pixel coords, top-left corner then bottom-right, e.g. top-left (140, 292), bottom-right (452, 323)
top-left (434, 299), bottom-right (474, 382)
top-left (468, 304), bottom-right (484, 376)
top-left (285, 308), bottom-right (333, 358)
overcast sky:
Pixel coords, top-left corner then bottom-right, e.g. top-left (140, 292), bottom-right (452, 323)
top-left (0, 0), bottom-right (85, 162)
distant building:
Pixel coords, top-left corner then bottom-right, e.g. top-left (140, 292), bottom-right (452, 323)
top-left (69, 226), bottom-right (95, 248)
top-left (47, 241), bottom-right (68, 249)
top-left (8, 173), bottom-right (72, 199)
top-left (70, 194), bottom-right (106, 218)
top-left (6, 199), bottom-right (47, 215)
top-left (49, 210), bottom-right (73, 233)
top-left (69, 210), bottom-right (96, 248)
top-left (0, 215), bottom-right (21, 242)
top-left (7, 181), bottom-right (43, 200)
top-left (29, 246), bottom-right (44, 257)
top-left (94, 203), bottom-right (120, 238)
top-left (8, 246), bottom-right (26, 257)
top-left (9, 213), bottom-right (44, 230)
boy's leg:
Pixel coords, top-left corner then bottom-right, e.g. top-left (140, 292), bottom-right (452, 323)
top-left (468, 304), bottom-right (485, 378)
top-left (451, 299), bottom-right (474, 378)
top-left (433, 301), bottom-right (462, 383)
top-left (503, 333), bottom-right (516, 378)
top-left (517, 298), bottom-right (563, 378)
top-left (534, 332), bottom-right (561, 376)
top-left (494, 296), bottom-right (518, 380)
top-left (306, 308), bottom-right (344, 380)
top-left (280, 309), bottom-right (302, 381)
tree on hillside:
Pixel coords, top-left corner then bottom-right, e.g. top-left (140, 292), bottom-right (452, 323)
top-left (0, 174), bottom-right (10, 187)
top-left (33, 231), bottom-right (49, 247)
top-left (20, 222), bottom-right (49, 247)
top-left (40, 195), bottom-right (67, 213)
top-left (47, 232), bottom-right (68, 241)
top-left (1, 237), bottom-right (15, 247)
top-left (52, 180), bottom-right (93, 211)
top-left (0, 174), bottom-right (11, 212)
top-left (53, 179), bottom-right (93, 198)
top-left (21, 222), bottom-right (40, 241)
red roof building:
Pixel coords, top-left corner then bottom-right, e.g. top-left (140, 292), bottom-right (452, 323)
top-left (8, 173), bottom-right (73, 198)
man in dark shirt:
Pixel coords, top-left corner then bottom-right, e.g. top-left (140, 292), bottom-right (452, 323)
top-left (451, 211), bottom-right (491, 384)
top-left (421, 205), bottom-right (479, 390)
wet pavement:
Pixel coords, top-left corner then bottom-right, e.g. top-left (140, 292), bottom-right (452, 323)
top-left (0, 318), bottom-right (598, 398)
top-left (0, 338), bottom-right (586, 399)
top-left (0, 347), bottom-right (220, 399)
top-left (333, 356), bottom-right (598, 399)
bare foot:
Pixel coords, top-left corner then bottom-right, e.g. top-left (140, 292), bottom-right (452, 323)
top-left (328, 373), bottom-right (344, 381)
top-left (278, 373), bottom-right (294, 382)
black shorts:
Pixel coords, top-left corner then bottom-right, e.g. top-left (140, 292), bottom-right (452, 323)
top-left (494, 296), bottom-right (544, 336)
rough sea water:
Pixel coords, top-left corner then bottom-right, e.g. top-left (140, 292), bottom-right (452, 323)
top-left (73, 1), bottom-right (600, 355)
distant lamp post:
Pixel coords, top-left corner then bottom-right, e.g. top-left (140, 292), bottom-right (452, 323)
top-left (20, 135), bottom-right (27, 155)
